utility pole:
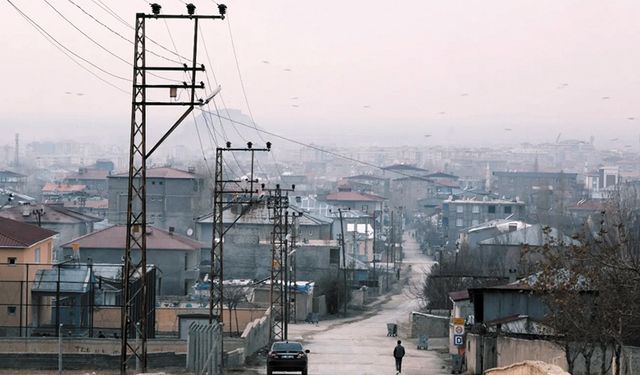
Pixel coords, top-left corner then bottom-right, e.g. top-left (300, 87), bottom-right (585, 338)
top-left (372, 210), bottom-right (379, 289)
top-left (331, 208), bottom-right (349, 316)
top-left (121, 4), bottom-right (226, 374)
top-left (265, 184), bottom-right (295, 342)
top-left (283, 212), bottom-right (289, 340)
top-left (209, 141), bottom-right (269, 370)
top-left (289, 212), bottom-right (301, 324)
top-left (386, 210), bottom-right (394, 291)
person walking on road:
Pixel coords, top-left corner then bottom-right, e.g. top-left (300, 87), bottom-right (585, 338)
top-left (393, 340), bottom-right (405, 373)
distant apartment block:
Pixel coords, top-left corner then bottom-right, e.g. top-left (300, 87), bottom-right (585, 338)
top-left (491, 171), bottom-right (579, 212)
top-left (442, 197), bottom-right (526, 248)
top-left (584, 166), bottom-right (619, 198)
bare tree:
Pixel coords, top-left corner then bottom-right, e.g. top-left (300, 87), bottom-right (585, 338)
top-left (223, 285), bottom-right (249, 336)
top-left (531, 183), bottom-right (640, 374)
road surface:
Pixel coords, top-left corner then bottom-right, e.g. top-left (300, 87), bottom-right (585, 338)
top-left (251, 230), bottom-right (449, 375)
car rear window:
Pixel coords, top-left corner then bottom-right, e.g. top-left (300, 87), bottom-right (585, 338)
top-left (272, 342), bottom-right (303, 351)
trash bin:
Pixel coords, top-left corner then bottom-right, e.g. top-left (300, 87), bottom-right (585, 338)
top-left (417, 335), bottom-right (428, 350)
top-left (451, 354), bottom-right (465, 374)
top-left (386, 323), bottom-right (397, 337)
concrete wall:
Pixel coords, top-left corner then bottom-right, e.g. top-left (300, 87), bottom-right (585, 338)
top-left (495, 336), bottom-right (567, 371)
top-left (241, 309), bottom-right (270, 358)
top-left (155, 307), bottom-right (266, 336)
top-left (349, 287), bottom-right (367, 309)
top-left (0, 337), bottom-right (186, 354)
top-left (253, 289), bottom-right (312, 322)
top-left (410, 312), bottom-right (449, 338)
top-left (485, 360), bottom-right (569, 375)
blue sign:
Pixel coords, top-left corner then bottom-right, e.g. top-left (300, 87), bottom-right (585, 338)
top-left (453, 334), bottom-right (464, 347)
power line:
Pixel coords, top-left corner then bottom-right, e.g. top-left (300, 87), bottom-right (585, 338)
top-left (197, 22), bottom-right (260, 178)
top-left (5, 0), bottom-right (129, 93)
top-left (66, 0), bottom-right (184, 65)
top-left (224, 13), bottom-right (282, 176)
top-left (91, 0), bottom-right (193, 62)
top-left (199, 109), bottom-right (430, 179)
top-left (43, 0), bottom-right (130, 66)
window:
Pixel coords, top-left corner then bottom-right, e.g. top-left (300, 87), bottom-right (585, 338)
top-left (488, 205), bottom-right (496, 214)
top-left (472, 219), bottom-right (479, 226)
top-left (7, 306), bottom-right (16, 316)
top-left (34, 248), bottom-right (41, 264)
top-left (7, 257), bottom-right (16, 266)
top-left (456, 205), bottom-right (464, 213)
top-left (329, 248), bottom-right (340, 265)
top-left (361, 205), bottom-right (368, 212)
top-left (472, 205), bottom-right (480, 214)
top-left (456, 218), bottom-right (464, 227)
top-left (504, 205), bottom-right (512, 214)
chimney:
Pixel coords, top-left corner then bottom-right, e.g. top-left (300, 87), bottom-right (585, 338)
top-left (187, 166), bottom-right (196, 174)
top-left (169, 226), bottom-right (175, 235)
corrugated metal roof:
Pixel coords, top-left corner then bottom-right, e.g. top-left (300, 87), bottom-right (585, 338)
top-left (61, 225), bottom-right (203, 250)
top-left (0, 204), bottom-right (102, 225)
top-left (0, 217), bottom-right (57, 248)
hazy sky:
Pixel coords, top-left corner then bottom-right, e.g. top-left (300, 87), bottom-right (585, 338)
top-left (2, 0), bottom-right (640, 149)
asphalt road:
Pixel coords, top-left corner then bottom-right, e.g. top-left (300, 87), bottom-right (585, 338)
top-left (249, 230), bottom-right (450, 375)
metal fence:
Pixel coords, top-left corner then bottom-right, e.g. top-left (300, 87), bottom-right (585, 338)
top-left (0, 261), bottom-right (154, 338)
top-left (187, 322), bottom-right (221, 375)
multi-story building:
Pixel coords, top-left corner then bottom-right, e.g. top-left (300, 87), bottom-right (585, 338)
top-left (0, 217), bottom-right (57, 336)
top-left (491, 171), bottom-right (579, 212)
top-left (442, 197), bottom-right (526, 248)
top-left (107, 167), bottom-right (206, 234)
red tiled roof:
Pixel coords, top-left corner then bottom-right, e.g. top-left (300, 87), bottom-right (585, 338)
top-left (0, 217), bottom-right (57, 248)
top-left (61, 225), bottom-right (202, 250)
top-left (42, 183), bottom-right (86, 193)
top-left (325, 191), bottom-right (386, 202)
top-left (111, 167), bottom-right (197, 179)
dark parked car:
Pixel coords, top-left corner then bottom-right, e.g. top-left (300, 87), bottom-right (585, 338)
top-left (267, 341), bottom-right (310, 375)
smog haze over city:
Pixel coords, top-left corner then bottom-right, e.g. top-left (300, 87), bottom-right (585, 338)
top-left (2, 1), bottom-right (640, 148)
top-left (2, 1), bottom-right (640, 375)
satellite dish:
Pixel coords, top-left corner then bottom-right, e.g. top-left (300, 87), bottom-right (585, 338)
top-left (186, 228), bottom-right (194, 236)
